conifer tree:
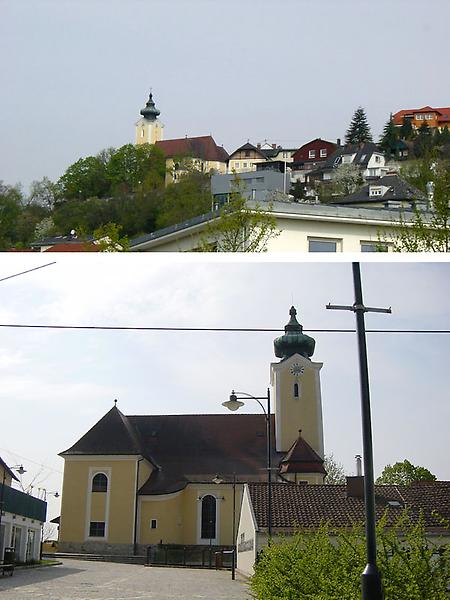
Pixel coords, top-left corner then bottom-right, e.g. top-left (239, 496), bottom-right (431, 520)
top-left (379, 114), bottom-right (399, 159)
top-left (344, 107), bottom-right (373, 144)
top-left (400, 117), bottom-right (414, 140)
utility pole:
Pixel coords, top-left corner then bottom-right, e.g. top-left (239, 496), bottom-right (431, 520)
top-left (327, 262), bottom-right (391, 600)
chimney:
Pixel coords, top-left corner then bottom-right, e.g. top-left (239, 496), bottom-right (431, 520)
top-left (355, 454), bottom-right (362, 476)
top-left (336, 138), bottom-right (341, 147)
top-left (272, 143), bottom-right (277, 149)
top-left (346, 476), bottom-right (364, 498)
top-left (257, 143), bottom-right (261, 150)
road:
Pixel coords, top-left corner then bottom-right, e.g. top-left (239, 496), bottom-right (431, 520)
top-left (0, 559), bottom-right (250, 599)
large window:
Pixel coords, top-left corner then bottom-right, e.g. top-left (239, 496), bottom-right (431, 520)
top-left (92, 473), bottom-right (108, 492)
top-left (361, 242), bottom-right (389, 252)
top-left (308, 238), bottom-right (340, 252)
top-left (89, 522), bottom-right (105, 537)
top-left (201, 495), bottom-right (216, 540)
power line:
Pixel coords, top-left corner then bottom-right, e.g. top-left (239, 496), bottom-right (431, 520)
top-left (0, 323), bottom-right (449, 334)
top-left (0, 262), bottom-right (56, 283)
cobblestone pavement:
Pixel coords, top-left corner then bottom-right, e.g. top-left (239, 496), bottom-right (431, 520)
top-left (0, 560), bottom-right (251, 599)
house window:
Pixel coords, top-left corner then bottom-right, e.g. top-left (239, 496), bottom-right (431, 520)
top-left (308, 238), bottom-right (341, 252)
top-left (369, 187), bottom-right (382, 196)
top-left (320, 149), bottom-right (327, 157)
top-left (89, 522), bottom-right (105, 537)
top-left (201, 495), bottom-right (216, 540)
top-left (375, 155), bottom-right (381, 163)
top-left (150, 519), bottom-right (158, 529)
top-left (415, 114), bottom-right (424, 120)
top-left (245, 150), bottom-right (250, 157)
top-left (361, 242), bottom-right (389, 252)
top-left (308, 150), bottom-right (316, 159)
top-left (243, 162), bottom-right (248, 168)
top-left (92, 473), bottom-right (108, 492)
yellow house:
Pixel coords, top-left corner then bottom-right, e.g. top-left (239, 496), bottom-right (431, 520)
top-left (58, 307), bottom-right (326, 556)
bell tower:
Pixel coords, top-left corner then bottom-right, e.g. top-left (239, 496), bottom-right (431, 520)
top-left (271, 307), bottom-right (325, 463)
top-left (135, 91), bottom-right (164, 145)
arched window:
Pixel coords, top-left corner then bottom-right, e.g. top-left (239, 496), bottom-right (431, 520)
top-left (201, 495), bottom-right (216, 540)
top-left (294, 383), bottom-right (299, 398)
top-left (92, 473), bottom-right (108, 492)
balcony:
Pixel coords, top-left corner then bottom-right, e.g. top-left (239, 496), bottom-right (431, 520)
top-left (0, 483), bottom-right (47, 522)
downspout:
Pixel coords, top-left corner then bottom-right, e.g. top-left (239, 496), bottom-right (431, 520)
top-left (133, 458), bottom-right (144, 555)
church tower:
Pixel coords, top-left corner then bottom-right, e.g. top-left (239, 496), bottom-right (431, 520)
top-left (271, 307), bottom-right (325, 483)
top-left (135, 91), bottom-right (164, 145)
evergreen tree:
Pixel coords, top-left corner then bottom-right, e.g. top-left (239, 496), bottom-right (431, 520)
top-left (344, 107), bottom-right (373, 144)
top-left (414, 121), bottom-right (434, 158)
top-left (400, 117), bottom-right (415, 140)
top-left (379, 114), bottom-right (400, 159)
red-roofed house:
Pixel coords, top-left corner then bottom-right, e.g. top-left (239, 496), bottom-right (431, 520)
top-left (392, 106), bottom-right (450, 131)
top-left (156, 136), bottom-right (229, 183)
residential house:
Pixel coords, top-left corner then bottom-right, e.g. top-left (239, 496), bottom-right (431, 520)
top-left (257, 142), bottom-right (297, 164)
top-left (392, 106), bottom-right (450, 132)
top-left (227, 142), bottom-right (268, 173)
top-left (0, 457), bottom-right (47, 563)
top-left (58, 308), bottom-right (327, 556)
top-left (328, 173), bottom-right (428, 210)
top-left (129, 199), bottom-right (417, 253)
top-left (156, 136), bottom-right (229, 184)
top-left (306, 143), bottom-right (388, 186)
top-left (237, 479), bottom-right (450, 576)
top-left (290, 138), bottom-right (338, 183)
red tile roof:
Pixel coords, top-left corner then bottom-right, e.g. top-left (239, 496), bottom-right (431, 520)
top-left (248, 480), bottom-right (450, 530)
top-left (392, 106), bottom-right (450, 125)
top-left (280, 432), bottom-right (326, 474)
top-left (156, 136), bottom-right (229, 162)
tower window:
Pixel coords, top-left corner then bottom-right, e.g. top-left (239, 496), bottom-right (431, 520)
top-left (150, 519), bottom-right (157, 529)
top-left (92, 473), bottom-right (108, 492)
top-left (294, 383), bottom-right (299, 398)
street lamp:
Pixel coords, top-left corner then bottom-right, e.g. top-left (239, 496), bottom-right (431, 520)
top-left (213, 473), bottom-right (237, 580)
top-left (222, 389), bottom-right (272, 538)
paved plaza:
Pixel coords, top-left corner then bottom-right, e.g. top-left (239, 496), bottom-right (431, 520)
top-left (0, 559), bottom-right (251, 599)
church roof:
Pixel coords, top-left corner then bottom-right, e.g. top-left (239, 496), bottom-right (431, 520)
top-left (248, 480), bottom-right (450, 530)
top-left (280, 432), bottom-right (326, 475)
top-left (60, 409), bottom-right (283, 494)
top-left (60, 406), bottom-right (147, 459)
top-left (140, 92), bottom-right (161, 121)
top-left (156, 136), bottom-right (229, 162)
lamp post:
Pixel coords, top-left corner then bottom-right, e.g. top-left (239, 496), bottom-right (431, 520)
top-left (327, 262), bottom-right (390, 600)
top-left (0, 465), bottom-right (26, 560)
top-left (222, 389), bottom-right (272, 538)
top-left (213, 473), bottom-right (237, 580)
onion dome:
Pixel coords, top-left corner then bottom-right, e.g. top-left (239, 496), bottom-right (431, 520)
top-left (274, 306), bottom-right (315, 360)
top-left (140, 92), bottom-right (160, 121)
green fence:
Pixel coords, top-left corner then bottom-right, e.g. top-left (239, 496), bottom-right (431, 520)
top-left (0, 483), bottom-right (47, 522)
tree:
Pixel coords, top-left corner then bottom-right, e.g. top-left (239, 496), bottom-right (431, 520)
top-left (379, 114), bottom-right (400, 159)
top-left (106, 143), bottom-right (166, 195)
top-left (376, 460), bottom-right (436, 485)
top-left (93, 223), bottom-right (129, 252)
top-left (413, 121), bottom-right (434, 158)
top-left (156, 170), bottom-right (212, 230)
top-left (28, 177), bottom-right (58, 209)
top-left (0, 181), bottom-right (23, 249)
top-left (345, 107), bottom-right (373, 144)
top-left (391, 159), bottom-right (450, 251)
top-left (316, 163), bottom-right (364, 202)
top-left (198, 184), bottom-right (280, 252)
top-left (251, 513), bottom-right (449, 599)
top-left (399, 117), bottom-right (415, 141)
top-left (57, 155), bottom-right (110, 200)
top-left (324, 454), bottom-right (346, 484)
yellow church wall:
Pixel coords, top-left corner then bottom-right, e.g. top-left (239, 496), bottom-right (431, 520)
top-left (60, 457), bottom-right (148, 544)
top-left (139, 492), bottom-right (184, 545)
top-left (0, 466), bottom-right (12, 487)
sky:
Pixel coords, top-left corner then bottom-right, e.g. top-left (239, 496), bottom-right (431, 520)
top-left (0, 255), bottom-right (449, 525)
top-left (1, 0), bottom-right (449, 192)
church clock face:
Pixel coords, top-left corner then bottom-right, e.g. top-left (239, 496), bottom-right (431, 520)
top-left (290, 363), bottom-right (304, 376)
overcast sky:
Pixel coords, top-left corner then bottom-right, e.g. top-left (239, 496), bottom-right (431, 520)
top-left (0, 256), bottom-right (449, 522)
top-left (1, 0), bottom-right (449, 191)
